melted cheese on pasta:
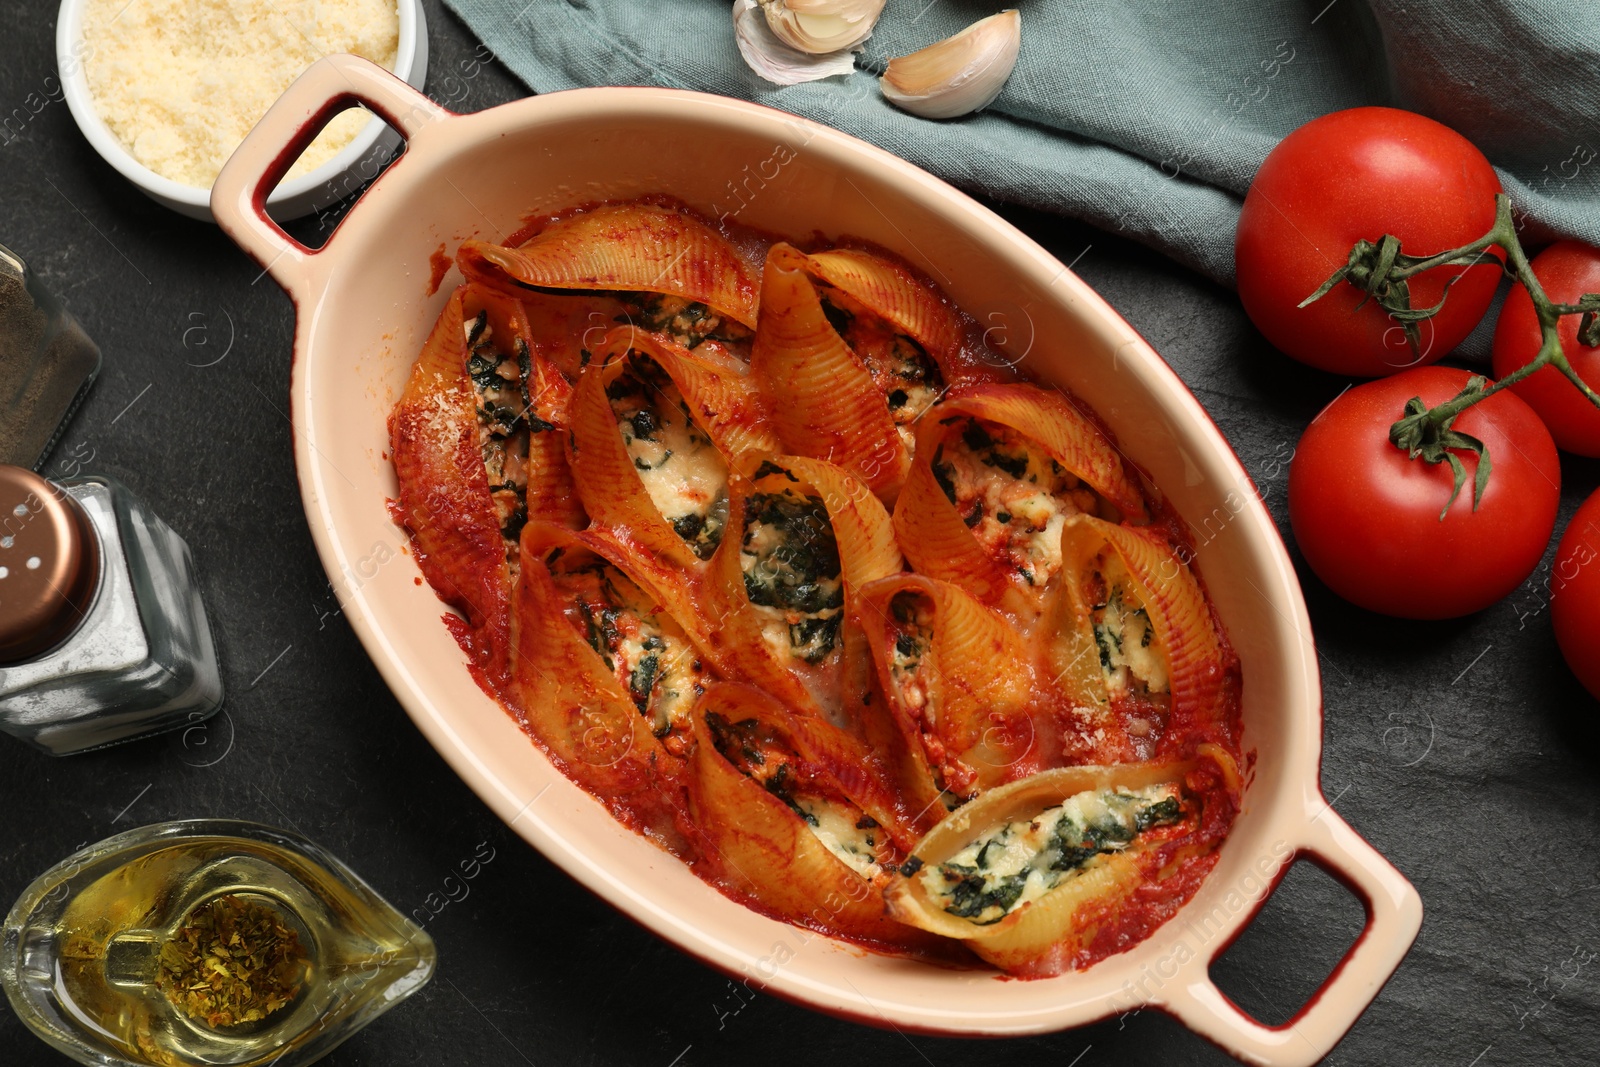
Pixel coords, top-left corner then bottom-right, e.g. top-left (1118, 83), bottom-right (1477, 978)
top-left (608, 361), bottom-right (729, 559)
top-left (934, 418), bottom-right (1101, 588)
top-left (1092, 563), bottom-right (1170, 696)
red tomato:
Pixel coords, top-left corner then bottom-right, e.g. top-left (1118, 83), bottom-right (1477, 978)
top-left (1552, 488), bottom-right (1600, 699)
top-left (1289, 366), bottom-right (1560, 619)
top-left (1237, 107), bottom-right (1504, 377)
top-left (1491, 240), bottom-right (1600, 456)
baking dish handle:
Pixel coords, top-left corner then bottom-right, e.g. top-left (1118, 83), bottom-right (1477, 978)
top-left (1160, 802), bottom-right (1423, 1067)
top-left (212, 54), bottom-right (448, 297)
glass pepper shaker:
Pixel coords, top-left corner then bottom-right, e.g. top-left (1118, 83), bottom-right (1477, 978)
top-left (0, 464), bottom-right (223, 754)
top-left (0, 243), bottom-right (101, 470)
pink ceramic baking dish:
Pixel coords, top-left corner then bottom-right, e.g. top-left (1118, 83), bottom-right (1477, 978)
top-left (212, 55), bottom-right (1421, 1064)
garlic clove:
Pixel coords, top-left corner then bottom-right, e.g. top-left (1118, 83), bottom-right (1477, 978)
top-left (733, 0), bottom-right (859, 85)
top-left (880, 9), bottom-right (1022, 120)
top-left (762, 0), bottom-right (886, 55)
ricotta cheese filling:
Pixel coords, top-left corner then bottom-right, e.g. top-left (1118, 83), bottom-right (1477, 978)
top-left (817, 286), bottom-right (943, 451)
top-left (932, 417), bottom-right (1101, 588)
top-left (794, 795), bottom-right (882, 878)
top-left (886, 594), bottom-right (933, 718)
top-left (706, 713), bottom-right (886, 877)
top-left (555, 560), bottom-right (708, 754)
top-left (464, 313), bottom-right (533, 564)
top-left (920, 783), bottom-right (1185, 925)
top-left (607, 359), bottom-right (729, 559)
top-left (740, 481), bottom-right (845, 664)
top-left (1090, 563), bottom-right (1171, 697)
top-left (1084, 556), bottom-right (1173, 753)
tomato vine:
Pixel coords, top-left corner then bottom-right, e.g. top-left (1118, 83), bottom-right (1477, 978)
top-left (1303, 193), bottom-right (1600, 514)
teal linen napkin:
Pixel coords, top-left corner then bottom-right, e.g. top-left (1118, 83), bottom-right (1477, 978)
top-left (442, 0), bottom-right (1599, 285)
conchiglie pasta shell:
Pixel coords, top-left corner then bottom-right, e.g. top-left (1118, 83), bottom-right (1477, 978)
top-left (520, 288), bottom-right (635, 383)
top-left (858, 575), bottom-right (1046, 814)
top-left (462, 283), bottom-right (588, 530)
top-left (613, 329), bottom-right (781, 476)
top-left (567, 341), bottom-right (745, 570)
top-left (525, 424), bottom-right (587, 529)
top-left (737, 458), bottom-right (909, 800)
top-left (946, 383), bottom-right (1147, 520)
top-left (752, 244), bottom-right (908, 500)
top-left (463, 281), bottom-right (531, 354)
top-left (686, 684), bottom-right (916, 945)
top-left (567, 352), bottom-right (691, 566)
top-left (833, 618), bottom-right (921, 847)
top-left (968, 855), bottom-right (1147, 976)
top-left (458, 202), bottom-right (758, 328)
top-left (892, 443), bottom-right (1013, 605)
top-left (389, 287), bottom-right (513, 688)
top-left (577, 525), bottom-right (710, 657)
top-left (803, 248), bottom-right (964, 379)
top-left (892, 383), bottom-right (1147, 609)
top-left (1050, 515), bottom-right (1227, 745)
top-left (703, 458), bottom-right (903, 737)
top-left (511, 523), bottom-right (688, 851)
top-left (458, 248), bottom-right (622, 380)
top-left (884, 762), bottom-right (1192, 967)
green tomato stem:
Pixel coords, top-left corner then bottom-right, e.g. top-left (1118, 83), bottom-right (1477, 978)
top-left (1302, 193), bottom-right (1599, 518)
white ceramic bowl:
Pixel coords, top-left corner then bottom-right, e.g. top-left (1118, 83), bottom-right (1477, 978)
top-left (212, 56), bottom-right (1423, 1064)
top-left (55, 0), bottom-right (427, 222)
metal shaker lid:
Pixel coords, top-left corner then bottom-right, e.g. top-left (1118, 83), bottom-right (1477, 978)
top-left (0, 465), bottom-right (100, 663)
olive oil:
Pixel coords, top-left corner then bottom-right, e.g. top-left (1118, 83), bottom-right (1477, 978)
top-left (2, 821), bottom-right (435, 1067)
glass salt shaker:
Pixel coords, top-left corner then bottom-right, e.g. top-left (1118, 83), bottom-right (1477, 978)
top-left (0, 243), bottom-right (101, 470)
top-left (0, 464), bottom-right (223, 754)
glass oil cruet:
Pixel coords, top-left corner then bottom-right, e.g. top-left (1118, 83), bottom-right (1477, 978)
top-left (1, 820), bottom-right (436, 1067)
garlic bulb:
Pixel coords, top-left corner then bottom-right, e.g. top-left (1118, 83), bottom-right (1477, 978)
top-left (733, 0), bottom-right (859, 85)
top-left (880, 9), bottom-right (1021, 120)
top-left (761, 0), bottom-right (885, 55)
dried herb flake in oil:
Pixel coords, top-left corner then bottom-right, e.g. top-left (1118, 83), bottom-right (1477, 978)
top-left (155, 894), bottom-right (308, 1028)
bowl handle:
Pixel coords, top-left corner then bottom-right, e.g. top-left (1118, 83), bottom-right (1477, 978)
top-left (1158, 798), bottom-right (1423, 1066)
top-left (211, 54), bottom-right (449, 298)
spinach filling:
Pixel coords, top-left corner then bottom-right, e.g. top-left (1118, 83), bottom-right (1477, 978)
top-left (562, 562), bottom-right (706, 744)
top-left (886, 595), bottom-right (931, 699)
top-left (928, 416), bottom-right (1097, 589)
top-left (924, 785), bottom-right (1186, 925)
top-left (634, 293), bottom-right (752, 349)
top-left (707, 714), bottom-right (808, 818)
top-left (464, 312), bottom-right (533, 552)
top-left (1090, 579), bottom-right (1168, 695)
top-left (742, 493), bottom-right (843, 613)
top-left (741, 488), bottom-right (845, 663)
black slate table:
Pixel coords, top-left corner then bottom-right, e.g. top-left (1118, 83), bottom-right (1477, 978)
top-left (3, 4), bottom-right (1598, 1065)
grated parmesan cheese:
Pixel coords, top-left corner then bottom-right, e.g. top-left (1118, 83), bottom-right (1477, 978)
top-left (81, 0), bottom-right (400, 189)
